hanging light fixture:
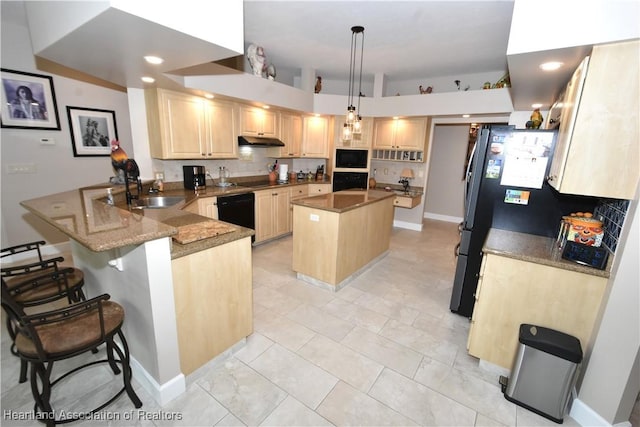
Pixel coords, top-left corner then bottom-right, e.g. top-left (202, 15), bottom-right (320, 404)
top-left (342, 25), bottom-right (365, 142)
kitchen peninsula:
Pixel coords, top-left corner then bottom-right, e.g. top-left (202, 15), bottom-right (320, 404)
top-left (291, 189), bottom-right (395, 290)
top-left (20, 184), bottom-right (255, 405)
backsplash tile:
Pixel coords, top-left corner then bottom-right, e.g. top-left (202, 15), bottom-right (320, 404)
top-left (595, 198), bottom-right (630, 253)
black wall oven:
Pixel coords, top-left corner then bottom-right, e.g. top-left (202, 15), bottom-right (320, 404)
top-left (332, 172), bottom-right (368, 192)
top-left (335, 149), bottom-right (368, 169)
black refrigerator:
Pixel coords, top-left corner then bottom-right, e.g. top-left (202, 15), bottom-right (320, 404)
top-left (449, 125), bottom-right (597, 318)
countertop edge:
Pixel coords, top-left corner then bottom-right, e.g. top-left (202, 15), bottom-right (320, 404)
top-left (483, 228), bottom-right (611, 278)
top-left (291, 189), bottom-right (395, 213)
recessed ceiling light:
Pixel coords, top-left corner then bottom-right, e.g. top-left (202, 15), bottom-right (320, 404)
top-left (531, 103), bottom-right (543, 109)
top-left (462, 114), bottom-right (470, 118)
top-left (144, 56), bottom-right (164, 65)
top-left (141, 76), bottom-right (155, 83)
top-left (204, 93), bottom-right (214, 99)
top-left (540, 61), bottom-right (564, 71)
top-left (262, 105), bottom-right (270, 109)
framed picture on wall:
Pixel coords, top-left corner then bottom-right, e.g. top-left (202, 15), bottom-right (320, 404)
top-left (67, 106), bottom-right (118, 157)
top-left (0, 68), bottom-right (61, 130)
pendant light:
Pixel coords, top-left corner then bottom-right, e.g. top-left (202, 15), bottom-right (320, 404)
top-left (342, 25), bottom-right (365, 142)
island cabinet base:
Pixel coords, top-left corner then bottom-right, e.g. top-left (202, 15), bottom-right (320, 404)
top-left (292, 196), bottom-right (394, 289)
top-left (171, 236), bottom-right (253, 375)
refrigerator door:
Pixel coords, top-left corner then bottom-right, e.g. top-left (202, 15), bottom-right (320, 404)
top-left (463, 127), bottom-right (490, 230)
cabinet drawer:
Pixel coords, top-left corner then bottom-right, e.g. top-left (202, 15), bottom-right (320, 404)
top-left (393, 194), bottom-right (421, 208)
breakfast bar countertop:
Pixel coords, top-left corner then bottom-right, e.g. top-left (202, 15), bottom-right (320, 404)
top-left (291, 189), bottom-right (395, 213)
top-left (483, 228), bottom-right (612, 278)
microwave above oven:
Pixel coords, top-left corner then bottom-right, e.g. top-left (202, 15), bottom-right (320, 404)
top-left (335, 149), bottom-right (368, 169)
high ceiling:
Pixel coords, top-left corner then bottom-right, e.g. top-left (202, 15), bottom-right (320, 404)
top-left (243, 1), bottom-right (514, 83)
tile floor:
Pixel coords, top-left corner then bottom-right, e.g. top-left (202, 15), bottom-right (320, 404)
top-left (0, 219), bottom-right (623, 426)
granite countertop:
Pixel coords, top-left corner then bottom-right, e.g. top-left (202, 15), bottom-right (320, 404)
top-left (19, 177), bottom-right (331, 258)
top-left (291, 189), bottom-right (395, 213)
top-left (483, 228), bottom-right (612, 278)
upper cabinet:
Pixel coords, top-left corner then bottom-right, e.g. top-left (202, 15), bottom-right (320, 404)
top-left (238, 105), bottom-right (279, 138)
top-left (373, 118), bottom-right (427, 150)
top-left (268, 112), bottom-right (303, 158)
top-left (145, 89), bottom-right (237, 160)
top-left (548, 40), bottom-right (639, 200)
top-left (301, 115), bottom-right (330, 158)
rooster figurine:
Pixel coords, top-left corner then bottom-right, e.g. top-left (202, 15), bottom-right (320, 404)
top-left (110, 140), bottom-right (139, 184)
top-left (314, 76), bottom-right (322, 94)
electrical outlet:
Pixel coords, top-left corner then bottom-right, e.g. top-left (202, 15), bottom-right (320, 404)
top-left (7, 163), bottom-right (37, 174)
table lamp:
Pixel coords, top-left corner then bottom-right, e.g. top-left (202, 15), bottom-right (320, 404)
top-left (399, 168), bottom-right (414, 193)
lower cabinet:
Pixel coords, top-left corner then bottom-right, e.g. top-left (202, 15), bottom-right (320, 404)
top-left (171, 237), bottom-right (252, 375)
top-left (467, 253), bottom-right (607, 369)
top-left (307, 183), bottom-right (331, 195)
top-left (289, 185), bottom-right (310, 231)
top-left (254, 188), bottom-right (291, 243)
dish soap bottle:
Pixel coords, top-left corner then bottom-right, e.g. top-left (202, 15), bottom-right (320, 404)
top-left (153, 173), bottom-right (164, 192)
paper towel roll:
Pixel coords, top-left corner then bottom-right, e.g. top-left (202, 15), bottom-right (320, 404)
top-left (279, 164), bottom-right (289, 181)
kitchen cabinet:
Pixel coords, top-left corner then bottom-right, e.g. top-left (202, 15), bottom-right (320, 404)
top-left (301, 115), bottom-right (330, 158)
top-left (145, 89), bottom-right (237, 159)
top-left (548, 40), bottom-right (639, 200)
top-left (307, 183), bottom-right (331, 194)
top-left (467, 253), bottom-right (607, 369)
top-left (239, 105), bottom-right (279, 138)
top-left (171, 237), bottom-right (252, 375)
top-left (393, 193), bottom-right (422, 209)
top-left (335, 117), bottom-right (374, 148)
top-left (254, 187), bottom-right (291, 243)
top-left (191, 197), bottom-right (218, 219)
top-left (289, 184), bottom-right (310, 231)
top-left (267, 112), bottom-right (302, 158)
top-left (373, 117), bottom-right (427, 150)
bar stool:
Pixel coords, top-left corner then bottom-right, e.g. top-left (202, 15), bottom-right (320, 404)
top-left (2, 241), bottom-right (87, 383)
top-left (1, 285), bottom-right (143, 426)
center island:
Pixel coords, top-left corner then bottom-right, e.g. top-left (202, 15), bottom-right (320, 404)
top-left (291, 189), bottom-right (395, 290)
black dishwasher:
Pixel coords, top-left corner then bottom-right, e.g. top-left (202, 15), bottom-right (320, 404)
top-left (217, 192), bottom-right (255, 242)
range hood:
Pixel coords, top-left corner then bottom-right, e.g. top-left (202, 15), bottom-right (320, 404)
top-left (238, 136), bottom-right (285, 147)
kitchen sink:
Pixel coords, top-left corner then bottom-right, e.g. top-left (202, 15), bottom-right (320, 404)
top-left (132, 196), bottom-right (185, 209)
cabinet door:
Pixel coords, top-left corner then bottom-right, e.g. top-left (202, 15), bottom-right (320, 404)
top-left (302, 116), bottom-right (329, 158)
top-left (395, 118), bottom-right (427, 150)
top-left (335, 116), bottom-right (373, 148)
top-left (307, 183), bottom-right (331, 194)
top-left (197, 197), bottom-right (218, 219)
top-left (273, 190), bottom-right (291, 236)
top-left (206, 100), bottom-right (237, 159)
top-left (155, 90), bottom-right (207, 159)
top-left (254, 190), bottom-right (273, 243)
top-left (372, 119), bottom-right (397, 149)
top-left (549, 56), bottom-right (589, 190)
top-left (240, 106), bottom-right (278, 137)
top-left (274, 113), bottom-right (302, 157)
top-left (467, 253), bottom-right (607, 369)
top-left (289, 185), bottom-right (309, 231)
top-left (549, 40), bottom-right (639, 199)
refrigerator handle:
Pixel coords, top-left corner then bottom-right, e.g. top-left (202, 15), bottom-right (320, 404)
top-left (463, 141), bottom-right (478, 218)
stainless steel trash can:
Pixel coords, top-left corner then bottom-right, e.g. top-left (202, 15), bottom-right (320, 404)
top-left (499, 324), bottom-right (582, 424)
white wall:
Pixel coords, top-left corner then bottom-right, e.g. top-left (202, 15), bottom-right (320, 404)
top-left (423, 125), bottom-right (469, 222)
top-left (0, 10), bottom-right (133, 248)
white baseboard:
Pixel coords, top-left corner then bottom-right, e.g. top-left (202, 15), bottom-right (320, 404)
top-left (424, 212), bottom-right (463, 223)
top-left (393, 220), bottom-right (423, 231)
top-left (570, 398), bottom-right (619, 427)
top-left (129, 356), bottom-right (186, 406)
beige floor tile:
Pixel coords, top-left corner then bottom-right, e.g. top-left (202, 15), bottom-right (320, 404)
top-left (286, 304), bottom-right (354, 341)
top-left (369, 368), bottom-right (477, 426)
top-left (341, 326), bottom-right (423, 378)
top-left (297, 334), bottom-right (384, 393)
top-left (249, 344), bottom-right (338, 409)
top-left (322, 297), bottom-right (389, 333)
top-left (253, 312), bottom-right (316, 352)
top-left (316, 380), bottom-right (418, 426)
top-left (259, 395), bottom-right (334, 426)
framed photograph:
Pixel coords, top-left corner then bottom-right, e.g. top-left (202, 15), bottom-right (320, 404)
top-left (1, 68), bottom-right (61, 130)
top-left (67, 106), bottom-right (118, 157)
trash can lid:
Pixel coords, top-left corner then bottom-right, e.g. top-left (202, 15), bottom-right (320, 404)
top-left (519, 324), bottom-right (583, 363)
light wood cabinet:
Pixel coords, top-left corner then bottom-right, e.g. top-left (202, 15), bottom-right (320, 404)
top-left (373, 117), bottom-right (427, 150)
top-left (239, 105), bottom-right (279, 137)
top-left (335, 116), bottom-right (374, 148)
top-left (301, 115), bottom-right (330, 158)
top-left (549, 40), bottom-right (639, 199)
top-left (171, 237), bottom-right (252, 375)
top-left (307, 183), bottom-right (331, 194)
top-left (467, 253), bottom-right (607, 369)
top-left (145, 89), bottom-right (237, 159)
top-left (267, 112), bottom-right (302, 158)
top-left (289, 185), bottom-right (309, 231)
top-left (254, 188), bottom-right (291, 243)
top-left (393, 193), bottom-right (422, 209)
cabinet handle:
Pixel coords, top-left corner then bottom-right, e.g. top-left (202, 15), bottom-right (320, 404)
top-left (547, 175), bottom-right (556, 182)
